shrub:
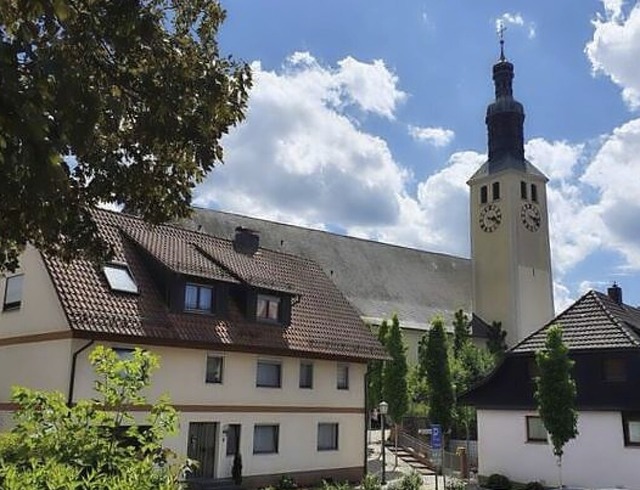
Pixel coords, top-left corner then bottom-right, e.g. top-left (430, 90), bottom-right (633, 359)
top-left (322, 480), bottom-right (354, 490)
top-left (361, 473), bottom-right (382, 490)
top-left (485, 473), bottom-right (512, 490)
top-left (278, 475), bottom-right (298, 490)
top-left (388, 471), bottom-right (423, 490)
top-left (445, 478), bottom-right (466, 490)
top-left (524, 482), bottom-right (545, 490)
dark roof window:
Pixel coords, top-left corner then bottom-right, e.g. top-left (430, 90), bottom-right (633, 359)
top-left (103, 264), bottom-right (139, 294)
top-left (257, 294), bottom-right (281, 322)
top-left (185, 283), bottom-right (214, 313)
top-left (3, 274), bottom-right (24, 311)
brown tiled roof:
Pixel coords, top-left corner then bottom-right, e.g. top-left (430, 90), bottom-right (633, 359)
top-left (43, 209), bottom-right (387, 361)
top-left (511, 290), bottom-right (640, 353)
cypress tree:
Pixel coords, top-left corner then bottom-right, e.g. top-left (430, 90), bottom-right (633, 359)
top-left (424, 317), bottom-right (454, 433)
top-left (382, 314), bottom-right (408, 424)
top-left (367, 320), bottom-right (389, 410)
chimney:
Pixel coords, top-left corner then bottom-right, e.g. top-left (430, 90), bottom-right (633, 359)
top-left (233, 227), bottom-right (259, 256)
top-left (608, 282), bottom-right (623, 305)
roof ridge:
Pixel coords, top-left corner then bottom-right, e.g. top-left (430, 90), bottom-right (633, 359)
top-left (592, 291), bottom-right (640, 347)
top-left (192, 206), bottom-right (470, 262)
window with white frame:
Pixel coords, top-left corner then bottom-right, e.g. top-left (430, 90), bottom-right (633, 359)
top-left (622, 412), bottom-right (640, 446)
top-left (206, 355), bottom-right (223, 384)
top-left (299, 361), bottom-right (313, 389)
top-left (337, 363), bottom-right (349, 390)
top-left (317, 423), bottom-right (339, 451)
top-left (526, 416), bottom-right (547, 442)
top-left (103, 264), bottom-right (138, 294)
top-left (257, 294), bottom-right (281, 322)
top-left (3, 274), bottom-right (24, 311)
top-left (253, 424), bottom-right (279, 454)
top-left (256, 360), bottom-right (282, 388)
top-left (113, 347), bottom-right (135, 360)
top-left (185, 283), bottom-right (214, 313)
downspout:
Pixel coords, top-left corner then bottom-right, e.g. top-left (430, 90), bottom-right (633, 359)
top-left (363, 362), bottom-right (371, 477)
top-left (67, 339), bottom-right (95, 406)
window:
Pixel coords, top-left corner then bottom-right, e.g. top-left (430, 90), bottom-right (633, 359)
top-left (622, 412), bottom-right (640, 446)
top-left (185, 283), bottom-right (213, 313)
top-left (3, 274), bottom-right (24, 311)
top-left (226, 424), bottom-right (241, 456)
top-left (206, 355), bottom-right (223, 384)
top-left (103, 264), bottom-right (138, 294)
top-left (253, 424), bottom-right (279, 454)
top-left (299, 361), bottom-right (313, 389)
top-left (337, 364), bottom-right (349, 390)
top-left (527, 358), bottom-right (539, 379)
top-left (526, 416), bottom-right (547, 442)
top-left (531, 184), bottom-right (538, 203)
top-left (480, 185), bottom-right (488, 204)
top-left (521, 181), bottom-right (527, 200)
top-left (257, 294), bottom-right (281, 322)
top-left (603, 358), bottom-right (626, 382)
top-left (257, 360), bottom-right (282, 388)
top-left (114, 347), bottom-right (135, 360)
top-left (317, 423), bottom-right (339, 451)
top-left (492, 181), bottom-right (500, 200)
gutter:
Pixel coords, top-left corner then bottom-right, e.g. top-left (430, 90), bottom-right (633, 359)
top-left (67, 339), bottom-right (95, 406)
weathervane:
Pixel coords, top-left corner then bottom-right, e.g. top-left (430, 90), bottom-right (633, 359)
top-left (497, 21), bottom-right (507, 61)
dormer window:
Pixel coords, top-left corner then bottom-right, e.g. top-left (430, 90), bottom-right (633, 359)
top-left (257, 294), bottom-right (281, 322)
top-left (103, 264), bottom-right (138, 294)
top-left (185, 283), bottom-right (214, 313)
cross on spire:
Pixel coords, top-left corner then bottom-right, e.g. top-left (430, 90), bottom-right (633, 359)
top-left (497, 21), bottom-right (507, 61)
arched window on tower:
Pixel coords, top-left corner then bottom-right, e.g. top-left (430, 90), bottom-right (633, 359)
top-left (481, 185), bottom-right (488, 204)
top-left (531, 184), bottom-right (538, 203)
top-left (492, 182), bottom-right (500, 201)
top-left (521, 181), bottom-right (527, 200)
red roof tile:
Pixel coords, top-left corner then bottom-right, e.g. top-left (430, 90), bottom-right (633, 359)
top-left (43, 209), bottom-right (387, 361)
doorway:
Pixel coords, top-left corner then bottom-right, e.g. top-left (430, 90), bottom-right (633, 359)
top-left (188, 422), bottom-right (218, 478)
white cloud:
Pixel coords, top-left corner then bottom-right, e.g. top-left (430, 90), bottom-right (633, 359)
top-left (525, 138), bottom-right (583, 181)
top-left (408, 125), bottom-right (455, 147)
top-left (496, 13), bottom-right (536, 40)
top-left (585, 1), bottom-right (640, 108)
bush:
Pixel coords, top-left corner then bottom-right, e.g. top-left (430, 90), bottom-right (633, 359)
top-left (524, 482), bottom-right (545, 490)
top-left (388, 471), bottom-right (423, 490)
top-left (278, 475), bottom-right (298, 490)
top-left (322, 480), bottom-right (354, 490)
top-left (485, 473), bottom-right (512, 490)
top-left (361, 473), bottom-right (381, 490)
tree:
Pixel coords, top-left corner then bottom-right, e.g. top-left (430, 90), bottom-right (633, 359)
top-left (486, 321), bottom-right (507, 359)
top-left (452, 309), bottom-right (470, 357)
top-left (423, 317), bottom-right (454, 433)
top-left (382, 314), bottom-right (408, 425)
top-left (367, 319), bottom-right (389, 411)
top-left (0, 346), bottom-right (187, 489)
top-left (0, 0), bottom-right (252, 272)
top-left (534, 324), bottom-right (578, 487)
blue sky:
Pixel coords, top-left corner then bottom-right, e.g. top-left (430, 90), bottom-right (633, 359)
top-left (193, 0), bottom-right (640, 312)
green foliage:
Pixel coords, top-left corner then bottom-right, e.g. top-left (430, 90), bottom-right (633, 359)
top-left (486, 321), bottom-right (508, 359)
top-left (382, 314), bottom-right (409, 424)
top-left (277, 474), bottom-right (298, 490)
top-left (485, 473), bottom-right (512, 490)
top-left (406, 364), bottom-right (429, 416)
top-left (445, 478), bottom-right (466, 490)
top-left (322, 480), bottom-right (354, 490)
top-left (361, 473), bottom-right (382, 490)
top-left (534, 325), bottom-right (578, 460)
top-left (367, 320), bottom-right (389, 410)
top-left (452, 309), bottom-right (470, 357)
top-left (388, 471), bottom-right (423, 490)
top-left (0, 0), bottom-right (252, 272)
top-left (423, 317), bottom-right (454, 432)
top-left (524, 482), bottom-right (545, 490)
top-left (0, 345), bottom-right (187, 489)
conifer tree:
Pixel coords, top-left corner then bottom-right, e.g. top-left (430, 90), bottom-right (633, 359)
top-left (382, 314), bottom-right (408, 424)
top-left (367, 320), bottom-right (389, 410)
top-left (452, 309), bottom-right (470, 356)
top-left (424, 317), bottom-right (454, 433)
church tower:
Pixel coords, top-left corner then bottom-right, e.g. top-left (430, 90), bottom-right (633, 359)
top-left (467, 41), bottom-right (554, 345)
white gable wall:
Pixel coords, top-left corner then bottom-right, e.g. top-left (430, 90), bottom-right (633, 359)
top-left (478, 409), bottom-right (640, 489)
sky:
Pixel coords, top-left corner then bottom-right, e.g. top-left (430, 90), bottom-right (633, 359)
top-left (191, 0), bottom-right (640, 312)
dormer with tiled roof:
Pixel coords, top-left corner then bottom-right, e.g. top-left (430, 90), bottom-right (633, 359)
top-left (41, 208), bottom-right (387, 362)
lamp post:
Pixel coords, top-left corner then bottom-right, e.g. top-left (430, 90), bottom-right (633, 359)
top-left (379, 400), bottom-right (388, 485)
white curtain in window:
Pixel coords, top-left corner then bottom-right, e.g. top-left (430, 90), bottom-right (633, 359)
top-left (317, 423), bottom-right (338, 450)
top-left (199, 286), bottom-right (212, 310)
top-left (257, 298), bottom-right (268, 318)
top-left (185, 285), bottom-right (198, 310)
top-left (337, 364), bottom-right (349, 389)
top-left (254, 425), bottom-right (278, 453)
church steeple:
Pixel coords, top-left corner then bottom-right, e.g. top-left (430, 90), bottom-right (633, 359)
top-left (485, 37), bottom-right (525, 171)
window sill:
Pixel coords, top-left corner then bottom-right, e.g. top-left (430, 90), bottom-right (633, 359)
top-left (317, 448), bottom-right (339, 452)
top-left (525, 440), bottom-right (548, 444)
top-left (2, 304), bottom-right (21, 312)
top-left (256, 385), bottom-right (282, 389)
top-left (253, 451), bottom-right (278, 455)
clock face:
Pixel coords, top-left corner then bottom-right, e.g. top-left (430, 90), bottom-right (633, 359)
top-left (479, 204), bottom-right (502, 232)
top-left (521, 202), bottom-right (541, 232)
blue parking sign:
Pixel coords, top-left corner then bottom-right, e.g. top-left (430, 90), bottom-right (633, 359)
top-left (431, 424), bottom-right (442, 449)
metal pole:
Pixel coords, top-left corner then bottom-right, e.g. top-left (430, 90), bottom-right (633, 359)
top-left (381, 415), bottom-right (386, 485)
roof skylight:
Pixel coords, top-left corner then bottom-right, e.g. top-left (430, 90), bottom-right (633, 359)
top-left (103, 264), bottom-right (139, 294)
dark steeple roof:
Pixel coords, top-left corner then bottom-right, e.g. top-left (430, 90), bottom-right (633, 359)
top-left (485, 42), bottom-right (526, 173)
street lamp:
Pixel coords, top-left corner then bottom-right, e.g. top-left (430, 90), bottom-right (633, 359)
top-left (379, 400), bottom-right (388, 485)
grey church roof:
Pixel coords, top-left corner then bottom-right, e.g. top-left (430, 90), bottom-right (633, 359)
top-left (184, 208), bottom-right (472, 331)
top-left (467, 158), bottom-right (548, 182)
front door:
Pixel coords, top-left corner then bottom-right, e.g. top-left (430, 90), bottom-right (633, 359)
top-left (188, 422), bottom-right (218, 479)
